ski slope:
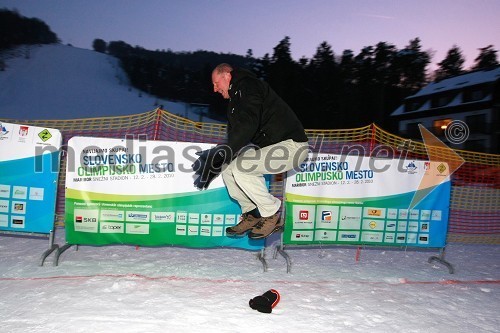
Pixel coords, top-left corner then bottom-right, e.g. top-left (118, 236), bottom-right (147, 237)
top-left (0, 44), bottom-right (213, 122)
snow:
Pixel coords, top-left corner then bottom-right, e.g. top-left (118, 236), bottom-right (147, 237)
top-left (410, 67), bottom-right (500, 98)
top-left (0, 231), bottom-right (499, 333)
top-left (0, 44), bottom-right (216, 122)
top-left (390, 66), bottom-right (499, 116)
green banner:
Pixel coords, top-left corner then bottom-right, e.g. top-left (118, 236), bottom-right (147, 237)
top-left (65, 137), bottom-right (263, 250)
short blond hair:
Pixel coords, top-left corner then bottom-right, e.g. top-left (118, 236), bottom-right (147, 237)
top-left (213, 63), bottom-right (233, 75)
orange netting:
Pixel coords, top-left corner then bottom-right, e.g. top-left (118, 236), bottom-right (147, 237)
top-left (3, 108), bottom-right (499, 244)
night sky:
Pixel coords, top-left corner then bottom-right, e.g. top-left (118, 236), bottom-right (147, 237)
top-left (1, 0), bottom-right (499, 69)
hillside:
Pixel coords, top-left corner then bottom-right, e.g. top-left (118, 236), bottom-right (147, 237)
top-left (0, 44), bottom-right (214, 122)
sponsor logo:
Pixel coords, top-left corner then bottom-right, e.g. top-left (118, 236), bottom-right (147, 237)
top-left (0, 200), bottom-right (9, 213)
top-left (176, 212), bottom-right (187, 223)
top-left (175, 225), bottom-right (187, 235)
top-left (424, 162), bottom-right (430, 171)
top-left (0, 122), bottom-right (9, 137)
top-left (11, 217), bottom-right (25, 228)
top-left (151, 212), bottom-right (174, 223)
top-left (126, 223), bottom-right (149, 235)
top-left (225, 215), bottom-right (236, 224)
top-left (398, 210), bottom-right (409, 219)
top-left (341, 215), bottom-right (358, 221)
top-left (421, 223), bottom-right (429, 231)
top-left (367, 209), bottom-right (382, 217)
top-left (213, 214), bottom-right (224, 225)
top-left (212, 226), bottom-right (223, 237)
top-left (293, 232), bottom-right (313, 241)
top-left (100, 210), bottom-right (124, 221)
top-left (187, 226), bottom-right (199, 235)
top-left (385, 234), bottom-right (395, 241)
top-left (126, 211), bottom-right (149, 222)
top-left (13, 203), bottom-right (24, 211)
top-left (387, 209), bottom-right (398, 219)
top-left (405, 161), bottom-right (418, 174)
top-left (321, 211), bottom-right (332, 222)
top-left (73, 209), bottom-right (99, 233)
top-left (0, 185), bottom-right (11, 198)
top-left (201, 214), bottom-right (212, 224)
top-left (369, 221), bottom-right (377, 229)
top-left (19, 126), bottom-right (29, 137)
top-left (100, 222), bottom-right (124, 233)
top-left (437, 163), bottom-right (447, 174)
top-left (419, 236), bottom-right (428, 242)
top-left (431, 210), bottom-right (442, 221)
top-left (420, 210), bottom-right (431, 220)
top-left (299, 210), bottom-right (309, 220)
top-left (29, 187), bottom-right (44, 201)
top-left (314, 230), bottom-right (336, 241)
top-left (200, 227), bottom-right (211, 236)
top-left (338, 230), bottom-right (360, 241)
top-left (409, 210), bottom-right (420, 220)
top-left (188, 213), bottom-right (200, 224)
top-left (361, 232), bottom-right (383, 242)
top-left (38, 129), bottom-right (52, 142)
top-left (13, 188), bottom-right (27, 198)
top-left (408, 222), bottom-right (419, 232)
top-left (406, 234), bottom-right (417, 243)
top-left (128, 213), bottom-right (148, 219)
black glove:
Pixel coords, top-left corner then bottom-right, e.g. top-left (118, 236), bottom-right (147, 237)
top-left (193, 171), bottom-right (219, 190)
top-left (249, 289), bottom-right (280, 314)
top-left (192, 145), bottom-right (232, 190)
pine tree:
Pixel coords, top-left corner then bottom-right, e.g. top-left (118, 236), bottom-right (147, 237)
top-left (434, 45), bottom-right (465, 80)
top-left (471, 45), bottom-right (499, 70)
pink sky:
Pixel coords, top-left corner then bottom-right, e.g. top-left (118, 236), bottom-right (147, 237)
top-left (2, 0), bottom-right (499, 70)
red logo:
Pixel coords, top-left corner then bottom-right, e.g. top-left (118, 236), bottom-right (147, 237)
top-left (75, 216), bottom-right (83, 223)
top-left (19, 126), bottom-right (29, 136)
top-left (299, 210), bottom-right (309, 220)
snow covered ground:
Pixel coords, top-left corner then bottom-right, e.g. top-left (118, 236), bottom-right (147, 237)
top-left (0, 44), bottom-right (216, 122)
top-left (0, 231), bottom-right (498, 333)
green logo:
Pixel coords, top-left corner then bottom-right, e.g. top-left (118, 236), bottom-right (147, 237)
top-left (38, 129), bottom-right (52, 142)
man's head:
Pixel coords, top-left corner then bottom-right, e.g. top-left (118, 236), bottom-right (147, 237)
top-left (212, 63), bottom-right (233, 99)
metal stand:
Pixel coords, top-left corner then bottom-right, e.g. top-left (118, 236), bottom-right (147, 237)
top-left (257, 248), bottom-right (268, 272)
top-left (428, 247), bottom-right (454, 274)
top-left (39, 230), bottom-right (59, 266)
top-left (273, 232), bottom-right (292, 273)
top-left (53, 243), bottom-right (77, 266)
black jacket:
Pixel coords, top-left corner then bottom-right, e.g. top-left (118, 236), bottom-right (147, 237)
top-left (226, 68), bottom-right (308, 154)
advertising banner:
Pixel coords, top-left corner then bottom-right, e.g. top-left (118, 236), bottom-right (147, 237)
top-left (0, 121), bottom-right (61, 234)
top-left (65, 137), bottom-right (263, 250)
top-left (284, 153), bottom-right (451, 248)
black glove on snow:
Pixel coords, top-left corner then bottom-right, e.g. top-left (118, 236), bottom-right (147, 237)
top-left (249, 289), bottom-right (281, 314)
top-left (192, 145), bottom-right (232, 190)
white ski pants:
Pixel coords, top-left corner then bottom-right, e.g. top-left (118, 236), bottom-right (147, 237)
top-left (221, 139), bottom-right (309, 217)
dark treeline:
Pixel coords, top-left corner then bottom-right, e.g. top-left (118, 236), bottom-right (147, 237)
top-left (99, 37), bottom-right (497, 129)
top-left (0, 9), bottom-right (59, 49)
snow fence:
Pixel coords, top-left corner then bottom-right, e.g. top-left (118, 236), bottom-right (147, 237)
top-left (2, 108), bottom-right (499, 244)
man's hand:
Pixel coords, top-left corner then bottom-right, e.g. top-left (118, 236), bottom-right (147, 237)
top-left (191, 145), bottom-right (232, 190)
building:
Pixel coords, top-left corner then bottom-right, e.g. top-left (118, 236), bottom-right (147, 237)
top-left (391, 66), bottom-right (500, 153)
